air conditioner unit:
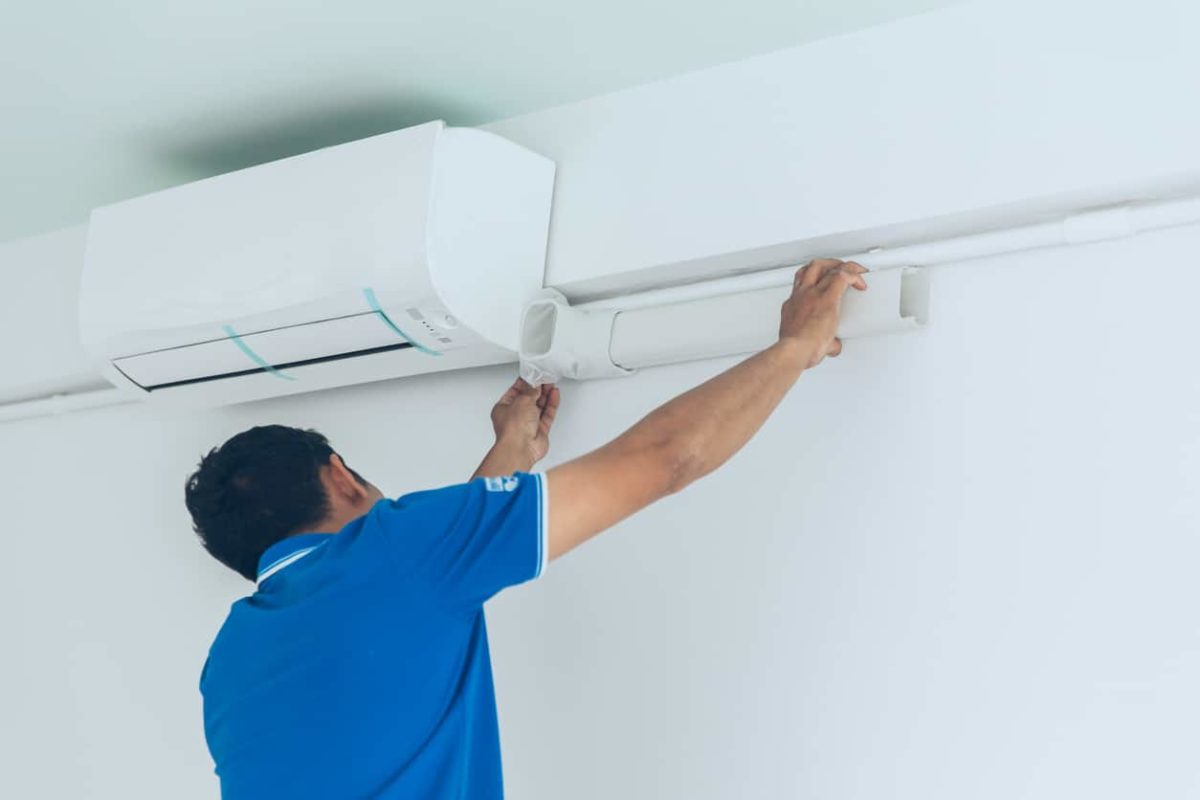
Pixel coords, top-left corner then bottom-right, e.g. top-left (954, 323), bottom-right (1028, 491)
top-left (79, 120), bottom-right (555, 406)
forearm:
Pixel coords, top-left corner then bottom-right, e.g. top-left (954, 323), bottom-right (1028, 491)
top-left (471, 439), bottom-right (534, 480)
top-left (544, 259), bottom-right (862, 560)
top-left (618, 337), bottom-right (815, 490)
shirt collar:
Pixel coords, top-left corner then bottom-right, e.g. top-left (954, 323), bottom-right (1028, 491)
top-left (255, 533), bottom-right (334, 586)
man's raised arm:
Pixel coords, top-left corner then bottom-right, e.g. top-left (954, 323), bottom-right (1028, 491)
top-left (545, 258), bottom-right (868, 560)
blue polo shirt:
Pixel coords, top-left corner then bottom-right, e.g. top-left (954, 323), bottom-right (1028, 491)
top-left (200, 472), bottom-right (549, 799)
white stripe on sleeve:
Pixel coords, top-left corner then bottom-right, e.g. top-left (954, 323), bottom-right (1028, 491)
top-left (535, 472), bottom-right (550, 578)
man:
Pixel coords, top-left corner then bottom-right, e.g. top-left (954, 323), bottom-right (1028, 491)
top-left (189, 258), bottom-right (869, 797)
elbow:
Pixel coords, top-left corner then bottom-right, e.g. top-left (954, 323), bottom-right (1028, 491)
top-left (654, 436), bottom-right (703, 497)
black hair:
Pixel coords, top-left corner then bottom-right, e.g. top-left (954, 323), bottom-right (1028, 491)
top-left (184, 425), bottom-right (361, 581)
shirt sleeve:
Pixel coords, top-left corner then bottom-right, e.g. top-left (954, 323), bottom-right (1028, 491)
top-left (370, 471), bottom-right (549, 608)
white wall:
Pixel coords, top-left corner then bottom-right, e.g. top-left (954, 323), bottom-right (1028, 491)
top-left (488, 0), bottom-right (1200, 298)
top-left (3, 223), bottom-right (1199, 798)
top-left (0, 226), bottom-right (104, 403)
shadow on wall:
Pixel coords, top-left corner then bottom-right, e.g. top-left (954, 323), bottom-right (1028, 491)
top-left (140, 91), bottom-right (483, 180)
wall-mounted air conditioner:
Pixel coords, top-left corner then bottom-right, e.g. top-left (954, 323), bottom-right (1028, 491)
top-left (79, 120), bottom-right (555, 406)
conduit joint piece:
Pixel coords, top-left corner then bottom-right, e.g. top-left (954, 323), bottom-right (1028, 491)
top-left (518, 290), bottom-right (634, 385)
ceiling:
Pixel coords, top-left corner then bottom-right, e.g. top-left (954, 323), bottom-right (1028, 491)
top-left (2, 0), bottom-right (957, 243)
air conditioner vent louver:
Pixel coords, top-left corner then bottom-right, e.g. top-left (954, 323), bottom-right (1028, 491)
top-left (113, 312), bottom-right (417, 391)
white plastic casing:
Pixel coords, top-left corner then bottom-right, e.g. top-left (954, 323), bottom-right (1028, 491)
top-left (518, 290), bottom-right (632, 385)
top-left (608, 266), bottom-right (929, 370)
top-left (80, 120), bottom-right (555, 406)
top-left (517, 267), bottom-right (929, 383)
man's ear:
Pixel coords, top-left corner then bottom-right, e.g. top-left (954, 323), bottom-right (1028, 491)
top-left (326, 454), bottom-right (370, 502)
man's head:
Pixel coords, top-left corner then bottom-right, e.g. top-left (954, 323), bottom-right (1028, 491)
top-left (185, 425), bottom-right (383, 581)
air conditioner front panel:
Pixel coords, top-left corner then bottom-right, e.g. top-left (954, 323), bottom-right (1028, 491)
top-left (110, 339), bottom-right (514, 407)
top-left (81, 122), bottom-right (445, 343)
top-left (113, 311), bottom-right (438, 391)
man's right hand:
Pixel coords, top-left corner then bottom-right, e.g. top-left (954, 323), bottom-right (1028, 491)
top-left (779, 258), bottom-right (869, 369)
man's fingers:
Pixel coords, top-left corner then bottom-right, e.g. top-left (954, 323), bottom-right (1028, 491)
top-left (826, 338), bottom-right (843, 358)
top-left (816, 267), bottom-right (849, 289)
top-left (844, 261), bottom-right (869, 290)
top-left (819, 266), bottom-right (868, 292)
top-left (541, 386), bottom-right (560, 419)
top-left (498, 377), bottom-right (542, 407)
top-left (510, 378), bottom-right (540, 404)
top-left (538, 387), bottom-right (560, 437)
top-left (807, 258), bottom-right (846, 286)
top-left (541, 397), bottom-right (559, 427)
top-left (795, 258), bottom-right (870, 289)
top-left (797, 258), bottom-right (845, 288)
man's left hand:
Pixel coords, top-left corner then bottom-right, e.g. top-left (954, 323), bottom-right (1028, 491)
top-left (472, 379), bottom-right (560, 479)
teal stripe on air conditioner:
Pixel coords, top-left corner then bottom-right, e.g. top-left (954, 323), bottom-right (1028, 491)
top-left (221, 324), bottom-right (297, 381)
top-left (362, 288), bottom-right (441, 356)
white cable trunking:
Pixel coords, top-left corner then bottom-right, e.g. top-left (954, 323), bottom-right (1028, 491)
top-left (518, 268), bottom-right (927, 385)
top-left (6, 189), bottom-right (1200, 423)
top-left (517, 197), bottom-right (1200, 384)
